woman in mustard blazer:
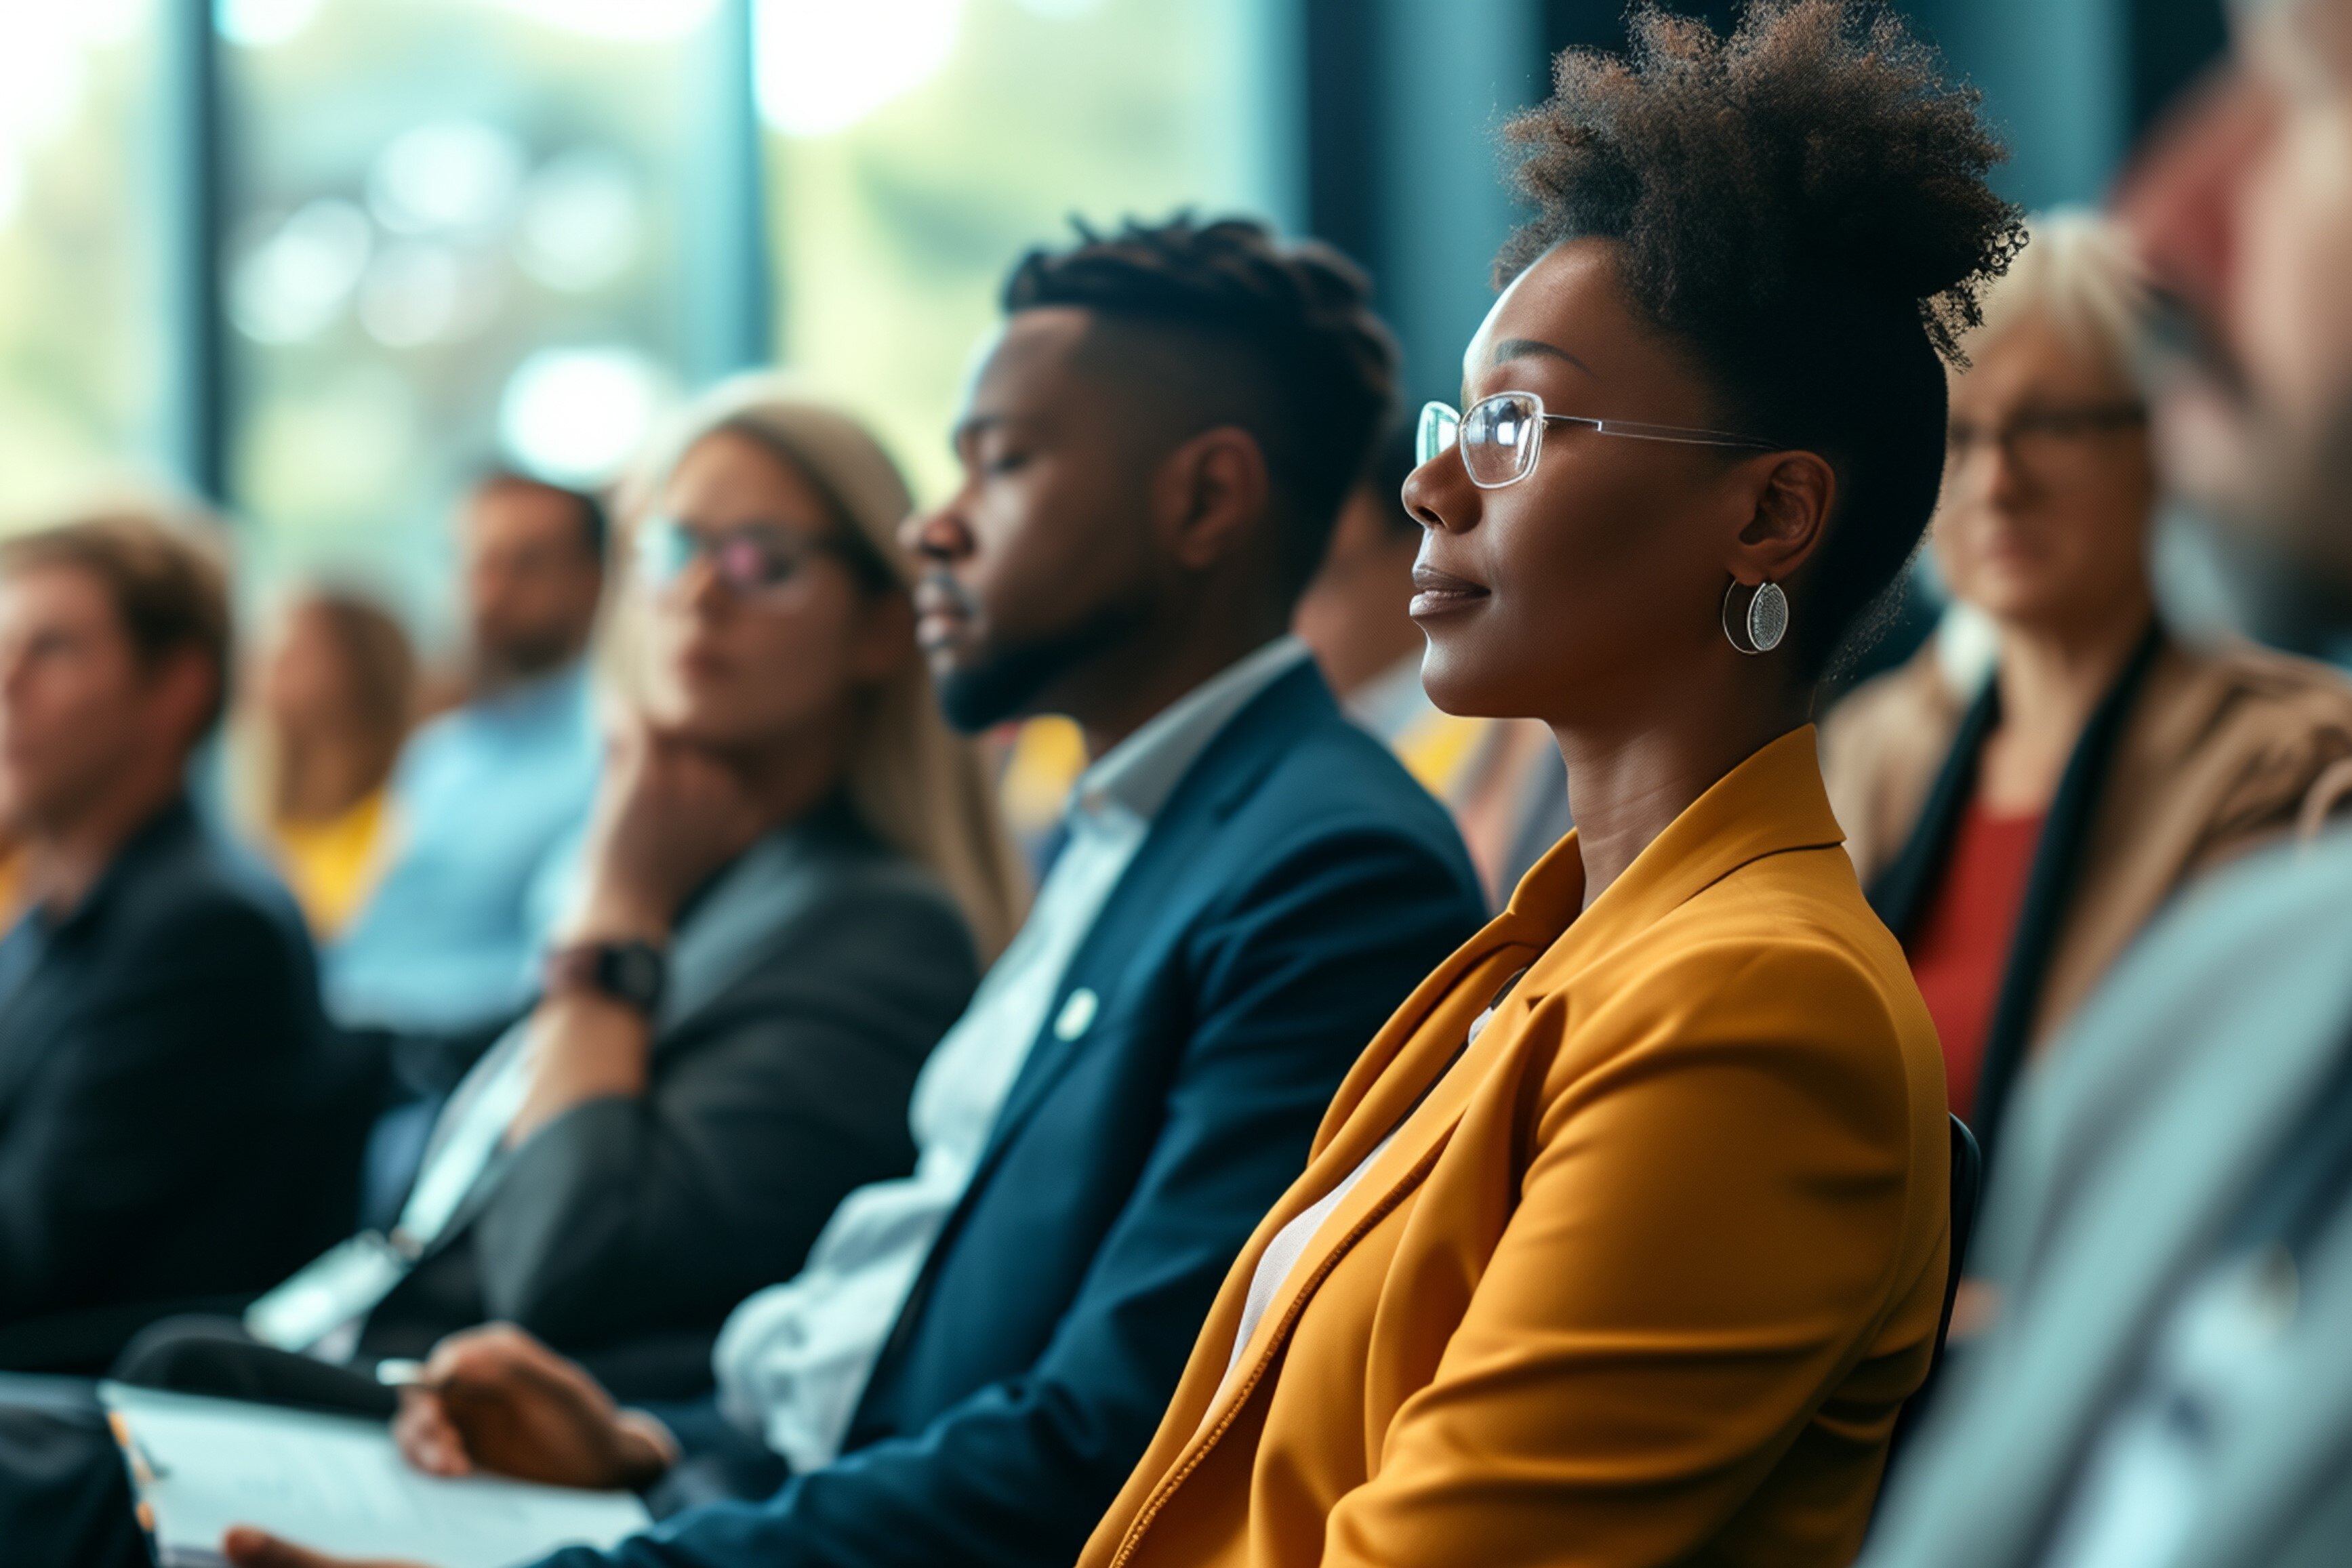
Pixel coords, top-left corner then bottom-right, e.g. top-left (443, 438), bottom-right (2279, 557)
top-left (1080, 7), bottom-right (2023, 1567)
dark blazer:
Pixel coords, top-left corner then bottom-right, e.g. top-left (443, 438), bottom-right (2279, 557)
top-left (0, 798), bottom-right (352, 1336)
top-left (559, 661), bottom-right (1486, 1568)
top-left (357, 802), bottom-right (978, 1395)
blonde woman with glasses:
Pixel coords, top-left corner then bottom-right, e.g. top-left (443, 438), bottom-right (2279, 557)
top-left (1823, 209), bottom-right (2352, 1180)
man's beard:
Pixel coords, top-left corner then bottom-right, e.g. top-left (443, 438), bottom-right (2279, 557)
top-left (472, 629), bottom-right (582, 690)
top-left (934, 608), bottom-right (1131, 735)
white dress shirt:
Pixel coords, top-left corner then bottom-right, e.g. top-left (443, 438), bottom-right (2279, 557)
top-left (711, 637), bottom-right (1312, 1470)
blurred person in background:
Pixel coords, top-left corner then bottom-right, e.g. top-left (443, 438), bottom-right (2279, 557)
top-left (1, 379), bottom-right (1018, 1568)
top-left (1823, 208), bottom-right (2352, 1174)
top-left (1864, 1), bottom-right (2352, 1565)
top-left (220, 213), bottom-right (1482, 1568)
top-left (326, 470), bottom-right (607, 1033)
top-left (1294, 424), bottom-right (1565, 903)
top-left (249, 589), bottom-right (418, 938)
top-left (0, 514), bottom-right (354, 1346)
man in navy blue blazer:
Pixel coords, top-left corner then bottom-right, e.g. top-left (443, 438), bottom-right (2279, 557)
top-left (226, 215), bottom-right (1484, 1568)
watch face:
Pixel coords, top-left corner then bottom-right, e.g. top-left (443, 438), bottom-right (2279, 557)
top-left (603, 943), bottom-right (666, 1010)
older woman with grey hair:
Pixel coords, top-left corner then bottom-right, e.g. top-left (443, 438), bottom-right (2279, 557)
top-left (1823, 209), bottom-right (2352, 1174)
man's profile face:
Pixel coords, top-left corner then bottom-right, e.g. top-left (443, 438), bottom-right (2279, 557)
top-left (0, 566), bottom-right (164, 833)
top-left (460, 481), bottom-right (604, 684)
top-left (902, 308), bottom-right (1161, 732)
top-left (2125, 0), bottom-right (2352, 587)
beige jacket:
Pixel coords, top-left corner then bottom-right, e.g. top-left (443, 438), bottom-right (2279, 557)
top-left (1821, 630), bottom-right (2352, 1054)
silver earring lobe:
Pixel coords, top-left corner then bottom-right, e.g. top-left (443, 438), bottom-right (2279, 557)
top-left (1722, 579), bottom-right (1789, 655)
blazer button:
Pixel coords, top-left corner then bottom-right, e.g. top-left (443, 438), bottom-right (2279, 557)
top-left (1054, 987), bottom-right (1099, 1041)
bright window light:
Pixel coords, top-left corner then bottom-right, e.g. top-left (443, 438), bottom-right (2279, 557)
top-left (218, 0), bottom-right (327, 49)
top-left (0, 4), bottom-right (140, 226)
top-left (369, 121), bottom-right (529, 236)
top-left (514, 149), bottom-right (643, 293)
top-left (481, 0), bottom-right (720, 42)
top-left (231, 199), bottom-right (373, 344)
top-left (755, 0), bottom-right (964, 138)
top-left (500, 346), bottom-right (670, 485)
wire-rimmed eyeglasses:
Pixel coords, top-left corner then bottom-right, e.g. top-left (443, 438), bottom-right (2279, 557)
top-left (1417, 392), bottom-right (1778, 490)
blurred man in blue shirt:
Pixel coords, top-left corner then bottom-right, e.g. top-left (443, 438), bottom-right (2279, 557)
top-left (327, 472), bottom-right (607, 1034)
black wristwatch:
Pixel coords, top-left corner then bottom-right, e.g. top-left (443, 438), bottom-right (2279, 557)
top-left (543, 938), bottom-right (668, 1018)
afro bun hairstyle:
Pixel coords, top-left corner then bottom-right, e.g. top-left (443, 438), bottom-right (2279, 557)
top-left (1499, 0), bottom-right (2025, 678)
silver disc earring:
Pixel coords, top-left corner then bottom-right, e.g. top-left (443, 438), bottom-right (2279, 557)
top-left (1722, 579), bottom-right (1789, 655)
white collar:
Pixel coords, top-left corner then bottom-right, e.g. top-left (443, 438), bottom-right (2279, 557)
top-left (1070, 636), bottom-right (1312, 826)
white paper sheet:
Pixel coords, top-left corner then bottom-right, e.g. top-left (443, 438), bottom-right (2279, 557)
top-left (99, 1382), bottom-right (653, 1568)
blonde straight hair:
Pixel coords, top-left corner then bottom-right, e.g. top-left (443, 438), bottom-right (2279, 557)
top-left (1960, 207), bottom-right (2153, 377)
top-left (615, 373), bottom-right (1028, 962)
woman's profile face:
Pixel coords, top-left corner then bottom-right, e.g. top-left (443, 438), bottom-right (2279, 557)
top-left (1933, 310), bottom-right (2156, 632)
top-left (636, 430), bottom-right (910, 751)
top-left (1402, 239), bottom-right (1770, 726)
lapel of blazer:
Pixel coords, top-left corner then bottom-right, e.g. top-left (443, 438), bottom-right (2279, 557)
top-left (1928, 929), bottom-right (2352, 1568)
top-left (851, 667), bottom-right (1333, 1405)
top-left (948, 665), bottom-right (1326, 1208)
top-left (421, 812), bottom-right (847, 1251)
top-left (655, 810), bottom-right (845, 1039)
top-left (1173, 728), bottom-right (1848, 1458)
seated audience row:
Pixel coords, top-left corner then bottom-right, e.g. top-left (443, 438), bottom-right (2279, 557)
top-left (192, 5), bottom-right (1985, 1567)
top-left (0, 209), bottom-right (1487, 1564)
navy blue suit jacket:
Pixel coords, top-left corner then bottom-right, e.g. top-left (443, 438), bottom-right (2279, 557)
top-left (557, 661), bottom-right (1484, 1568)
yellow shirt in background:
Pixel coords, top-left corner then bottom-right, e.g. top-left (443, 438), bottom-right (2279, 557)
top-left (268, 787), bottom-right (394, 938)
top-left (0, 849), bottom-right (20, 930)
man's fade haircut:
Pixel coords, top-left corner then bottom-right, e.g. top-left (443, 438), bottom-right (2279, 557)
top-left (0, 510), bottom-right (235, 737)
top-left (1002, 213), bottom-right (1400, 599)
top-left (1498, 0), bottom-right (2025, 678)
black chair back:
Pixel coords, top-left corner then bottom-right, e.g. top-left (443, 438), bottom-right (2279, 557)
top-left (1933, 1114), bottom-right (1984, 1367)
top-left (1883, 1113), bottom-right (1985, 1472)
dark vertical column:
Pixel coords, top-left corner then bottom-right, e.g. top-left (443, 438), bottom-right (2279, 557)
top-left (685, 0), bottom-right (773, 383)
top-left (1901, 0), bottom-right (2130, 209)
top-left (1375, 0), bottom-right (1544, 407)
top-left (159, 0), bottom-right (228, 503)
top-left (2128, 0), bottom-right (2228, 133)
top-left (1303, 0), bottom-right (1383, 276)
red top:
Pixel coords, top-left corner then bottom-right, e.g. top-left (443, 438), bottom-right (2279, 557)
top-left (1903, 800), bottom-right (2046, 1121)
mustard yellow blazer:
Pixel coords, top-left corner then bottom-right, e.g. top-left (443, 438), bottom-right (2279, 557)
top-left (1079, 728), bottom-right (1949, 1568)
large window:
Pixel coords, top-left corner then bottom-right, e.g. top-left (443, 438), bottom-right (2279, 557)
top-left (0, 1), bottom-right (159, 526)
top-left (0, 0), bottom-right (1291, 638)
top-left (220, 0), bottom-right (706, 636)
top-left (762, 0), bottom-right (1294, 498)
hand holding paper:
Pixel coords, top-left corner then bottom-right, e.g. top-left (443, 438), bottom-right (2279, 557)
top-left (392, 1323), bottom-right (678, 1490)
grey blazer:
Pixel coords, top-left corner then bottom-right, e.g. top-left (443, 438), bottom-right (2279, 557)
top-left (1866, 827), bottom-right (2352, 1568)
top-left (355, 799), bottom-right (979, 1394)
